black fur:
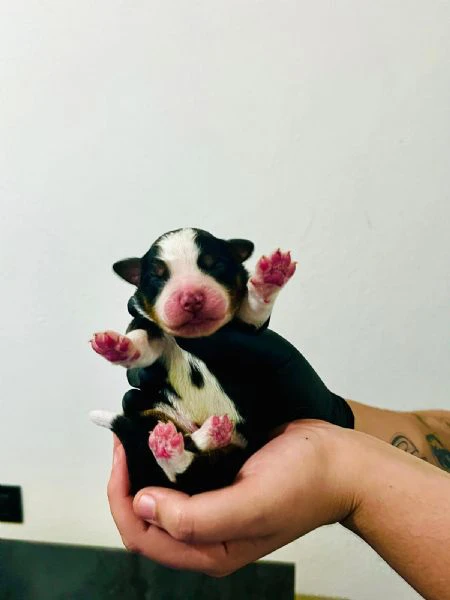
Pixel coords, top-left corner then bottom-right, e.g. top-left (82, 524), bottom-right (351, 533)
top-left (194, 229), bottom-right (253, 300)
top-left (188, 362), bottom-right (205, 389)
top-left (113, 322), bottom-right (354, 495)
top-left (120, 229), bottom-right (254, 322)
top-left (137, 245), bottom-right (171, 306)
top-left (94, 229), bottom-right (354, 496)
top-left (113, 389), bottom-right (254, 495)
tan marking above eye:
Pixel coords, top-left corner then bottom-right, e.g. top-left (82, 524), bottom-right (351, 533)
top-left (202, 254), bottom-right (216, 268)
top-left (142, 298), bottom-right (161, 323)
top-left (153, 260), bottom-right (167, 277)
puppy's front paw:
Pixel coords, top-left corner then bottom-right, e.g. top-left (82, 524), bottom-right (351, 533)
top-left (250, 249), bottom-right (296, 302)
top-left (90, 331), bottom-right (140, 366)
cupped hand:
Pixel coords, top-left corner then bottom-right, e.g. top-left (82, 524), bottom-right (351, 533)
top-left (108, 420), bottom-right (359, 576)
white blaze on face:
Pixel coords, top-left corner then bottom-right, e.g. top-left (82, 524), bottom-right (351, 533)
top-left (157, 228), bottom-right (200, 271)
top-left (154, 229), bottom-right (232, 337)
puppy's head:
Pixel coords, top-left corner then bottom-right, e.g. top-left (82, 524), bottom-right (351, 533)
top-left (113, 228), bottom-right (254, 338)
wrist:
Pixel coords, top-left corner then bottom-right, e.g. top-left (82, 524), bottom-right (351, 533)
top-left (338, 429), bottom-right (389, 534)
top-left (326, 427), bottom-right (367, 527)
top-left (284, 421), bottom-right (364, 528)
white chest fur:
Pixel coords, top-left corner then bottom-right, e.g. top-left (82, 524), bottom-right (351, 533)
top-left (154, 343), bottom-right (243, 430)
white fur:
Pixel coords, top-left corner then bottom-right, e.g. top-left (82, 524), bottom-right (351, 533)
top-left (162, 343), bottom-right (243, 428)
top-left (157, 228), bottom-right (199, 268)
top-left (190, 421), bottom-right (247, 451)
top-left (149, 338), bottom-right (245, 454)
top-left (89, 410), bottom-right (117, 429)
top-left (125, 329), bottom-right (166, 368)
top-left (154, 229), bottom-right (231, 330)
top-left (155, 449), bottom-right (195, 483)
top-left (237, 280), bottom-right (281, 327)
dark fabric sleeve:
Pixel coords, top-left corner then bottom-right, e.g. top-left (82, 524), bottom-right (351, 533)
top-left (130, 323), bottom-right (354, 431)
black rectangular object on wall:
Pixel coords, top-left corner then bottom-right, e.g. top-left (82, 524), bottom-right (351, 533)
top-left (0, 485), bottom-right (23, 523)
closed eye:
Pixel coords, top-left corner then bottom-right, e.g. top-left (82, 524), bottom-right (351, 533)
top-left (152, 259), bottom-right (168, 278)
top-left (199, 254), bottom-right (226, 273)
top-left (201, 254), bottom-right (217, 269)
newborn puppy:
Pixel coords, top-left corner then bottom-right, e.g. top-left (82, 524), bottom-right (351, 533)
top-left (90, 227), bottom-right (296, 493)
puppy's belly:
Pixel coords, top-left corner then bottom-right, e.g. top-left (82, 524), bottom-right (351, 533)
top-left (161, 351), bottom-right (244, 429)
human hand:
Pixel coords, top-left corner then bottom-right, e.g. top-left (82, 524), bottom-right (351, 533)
top-left (108, 420), bottom-right (358, 576)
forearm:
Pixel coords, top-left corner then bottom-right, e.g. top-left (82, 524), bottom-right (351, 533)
top-left (344, 431), bottom-right (450, 600)
top-left (348, 400), bottom-right (450, 472)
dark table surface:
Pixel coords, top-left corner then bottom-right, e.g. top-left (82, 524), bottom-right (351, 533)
top-left (0, 538), bottom-right (295, 600)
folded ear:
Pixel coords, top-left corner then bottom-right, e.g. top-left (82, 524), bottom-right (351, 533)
top-left (112, 258), bottom-right (141, 286)
top-left (228, 239), bottom-right (254, 263)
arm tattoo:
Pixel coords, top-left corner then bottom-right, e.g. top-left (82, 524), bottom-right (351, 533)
top-left (426, 434), bottom-right (450, 472)
top-left (391, 434), bottom-right (428, 461)
top-left (413, 414), bottom-right (450, 472)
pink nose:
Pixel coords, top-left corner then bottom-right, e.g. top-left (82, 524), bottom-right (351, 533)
top-left (180, 291), bottom-right (205, 313)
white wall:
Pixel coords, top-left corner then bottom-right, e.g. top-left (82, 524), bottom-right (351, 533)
top-left (1, 1), bottom-right (449, 598)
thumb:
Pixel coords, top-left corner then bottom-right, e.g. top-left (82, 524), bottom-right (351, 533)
top-left (132, 479), bottom-right (272, 544)
top-left (133, 487), bottom-right (195, 541)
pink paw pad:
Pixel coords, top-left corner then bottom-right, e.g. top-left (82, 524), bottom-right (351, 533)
top-left (90, 331), bottom-right (140, 364)
top-left (149, 421), bottom-right (184, 460)
top-left (207, 415), bottom-right (234, 448)
top-left (251, 249), bottom-right (296, 300)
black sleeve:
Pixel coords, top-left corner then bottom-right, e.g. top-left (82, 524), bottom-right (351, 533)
top-left (128, 321), bottom-right (354, 431)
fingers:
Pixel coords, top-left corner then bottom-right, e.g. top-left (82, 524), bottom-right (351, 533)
top-left (123, 522), bottom-right (230, 575)
top-left (106, 438), bottom-right (305, 576)
top-left (132, 478), bottom-right (275, 544)
top-left (146, 532), bottom-right (283, 577)
top-left (107, 440), bottom-right (148, 551)
top-left (106, 438), bottom-right (254, 574)
top-left (116, 516), bottom-right (290, 577)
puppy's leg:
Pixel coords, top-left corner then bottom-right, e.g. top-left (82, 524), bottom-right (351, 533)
top-left (91, 320), bottom-right (167, 369)
top-left (190, 415), bottom-right (247, 451)
top-left (237, 249), bottom-right (297, 328)
top-left (148, 421), bottom-right (195, 483)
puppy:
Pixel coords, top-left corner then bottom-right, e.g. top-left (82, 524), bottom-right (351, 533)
top-left (90, 227), bottom-right (296, 493)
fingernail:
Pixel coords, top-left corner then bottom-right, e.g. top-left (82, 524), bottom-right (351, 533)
top-left (137, 494), bottom-right (156, 521)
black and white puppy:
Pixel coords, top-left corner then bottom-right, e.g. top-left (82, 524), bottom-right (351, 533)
top-left (90, 227), bottom-right (296, 493)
